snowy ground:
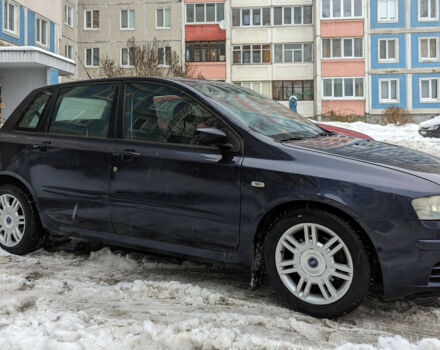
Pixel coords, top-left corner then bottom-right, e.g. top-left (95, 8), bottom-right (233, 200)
top-left (1, 122), bottom-right (440, 350)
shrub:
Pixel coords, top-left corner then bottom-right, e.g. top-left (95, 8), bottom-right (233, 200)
top-left (381, 107), bottom-right (412, 126)
top-left (321, 110), bottom-right (365, 123)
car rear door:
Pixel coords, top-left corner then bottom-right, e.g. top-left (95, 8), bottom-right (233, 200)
top-left (109, 81), bottom-right (242, 251)
top-left (14, 83), bottom-right (119, 234)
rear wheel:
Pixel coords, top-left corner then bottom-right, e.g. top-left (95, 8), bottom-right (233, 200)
top-left (264, 209), bottom-right (370, 318)
top-left (0, 185), bottom-right (42, 255)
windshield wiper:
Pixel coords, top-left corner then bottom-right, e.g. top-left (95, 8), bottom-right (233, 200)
top-left (278, 136), bottom-right (305, 142)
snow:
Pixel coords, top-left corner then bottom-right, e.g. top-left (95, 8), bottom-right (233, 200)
top-left (321, 122), bottom-right (440, 156)
top-left (420, 116), bottom-right (440, 129)
top-left (1, 122), bottom-right (440, 349)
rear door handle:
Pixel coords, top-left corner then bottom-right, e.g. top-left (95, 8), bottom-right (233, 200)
top-left (32, 141), bottom-right (53, 151)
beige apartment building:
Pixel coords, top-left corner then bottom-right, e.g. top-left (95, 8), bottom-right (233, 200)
top-left (61, 0), bottom-right (183, 80)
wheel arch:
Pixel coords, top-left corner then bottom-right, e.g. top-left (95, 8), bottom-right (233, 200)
top-left (251, 200), bottom-right (383, 294)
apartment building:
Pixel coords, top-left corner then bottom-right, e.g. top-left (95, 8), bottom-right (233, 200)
top-left (0, 0), bottom-right (75, 118)
top-left (184, 0), bottom-right (226, 80)
top-left (369, 0), bottom-right (440, 119)
top-left (229, 0), bottom-right (315, 117)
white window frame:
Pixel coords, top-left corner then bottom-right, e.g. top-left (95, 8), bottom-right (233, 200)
top-left (378, 38), bottom-right (399, 62)
top-left (321, 0), bottom-right (363, 19)
top-left (186, 3), bottom-right (224, 24)
top-left (156, 8), bottom-right (171, 29)
top-left (3, 0), bottom-right (20, 36)
top-left (273, 6), bottom-right (313, 25)
top-left (120, 47), bottom-right (134, 68)
top-left (65, 44), bottom-right (73, 59)
top-left (120, 9), bottom-right (135, 30)
top-left (418, 0), bottom-right (439, 21)
top-left (420, 78), bottom-right (440, 102)
top-left (85, 47), bottom-right (100, 67)
top-left (274, 43), bottom-right (313, 63)
top-left (232, 44), bottom-right (271, 64)
top-left (65, 5), bottom-right (73, 27)
top-left (322, 38), bottom-right (364, 59)
top-left (322, 77), bottom-right (365, 99)
top-left (419, 37), bottom-right (439, 62)
top-left (377, 0), bottom-right (398, 22)
top-left (232, 7), bottom-right (271, 27)
top-left (35, 15), bottom-right (49, 47)
top-left (379, 78), bottom-right (399, 103)
top-left (84, 9), bottom-right (99, 30)
top-left (239, 82), bottom-right (263, 94)
top-left (157, 46), bottom-right (172, 67)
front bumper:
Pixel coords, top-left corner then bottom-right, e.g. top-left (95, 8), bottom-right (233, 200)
top-left (419, 128), bottom-right (440, 138)
top-left (363, 219), bottom-right (440, 299)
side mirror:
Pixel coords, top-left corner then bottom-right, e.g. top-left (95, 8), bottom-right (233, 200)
top-left (195, 128), bottom-right (232, 151)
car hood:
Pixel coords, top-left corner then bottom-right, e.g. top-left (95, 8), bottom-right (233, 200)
top-left (283, 135), bottom-right (440, 185)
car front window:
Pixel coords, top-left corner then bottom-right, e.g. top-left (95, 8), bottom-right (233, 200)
top-left (185, 81), bottom-right (323, 141)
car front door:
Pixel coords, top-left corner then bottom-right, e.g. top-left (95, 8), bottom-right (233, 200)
top-left (110, 82), bottom-right (242, 251)
top-left (20, 83), bottom-right (118, 233)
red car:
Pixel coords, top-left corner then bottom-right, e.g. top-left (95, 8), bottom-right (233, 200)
top-left (317, 123), bottom-right (374, 140)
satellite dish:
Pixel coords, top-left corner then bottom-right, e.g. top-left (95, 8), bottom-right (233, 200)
top-left (219, 20), bottom-right (227, 30)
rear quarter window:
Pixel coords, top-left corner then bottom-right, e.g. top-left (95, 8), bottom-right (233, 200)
top-left (16, 90), bottom-right (53, 131)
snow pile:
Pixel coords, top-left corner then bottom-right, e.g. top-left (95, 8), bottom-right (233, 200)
top-left (420, 116), bottom-right (440, 129)
top-left (323, 122), bottom-right (440, 156)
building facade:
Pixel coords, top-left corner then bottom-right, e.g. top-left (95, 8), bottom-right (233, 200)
top-left (0, 0), bottom-right (74, 119)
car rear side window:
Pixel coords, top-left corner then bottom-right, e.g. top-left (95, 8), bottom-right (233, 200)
top-left (123, 83), bottom-right (222, 145)
top-left (48, 84), bottom-right (116, 138)
top-left (16, 90), bottom-right (53, 131)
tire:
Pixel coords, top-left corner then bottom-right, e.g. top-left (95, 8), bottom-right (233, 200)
top-left (264, 209), bottom-right (370, 318)
top-left (0, 184), bottom-right (42, 255)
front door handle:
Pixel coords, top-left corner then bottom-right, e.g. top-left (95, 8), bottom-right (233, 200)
top-left (113, 149), bottom-right (140, 161)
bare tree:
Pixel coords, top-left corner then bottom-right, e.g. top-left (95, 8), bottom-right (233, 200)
top-left (99, 37), bottom-right (203, 79)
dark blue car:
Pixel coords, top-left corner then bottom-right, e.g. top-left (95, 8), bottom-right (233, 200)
top-left (0, 78), bottom-right (439, 318)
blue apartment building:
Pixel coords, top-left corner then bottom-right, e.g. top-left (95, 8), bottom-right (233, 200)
top-left (0, 0), bottom-right (74, 119)
top-left (369, 0), bottom-right (440, 119)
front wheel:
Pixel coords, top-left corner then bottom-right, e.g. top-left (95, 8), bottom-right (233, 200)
top-left (264, 209), bottom-right (370, 318)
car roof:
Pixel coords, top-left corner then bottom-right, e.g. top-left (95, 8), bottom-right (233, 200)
top-left (46, 76), bottom-right (213, 89)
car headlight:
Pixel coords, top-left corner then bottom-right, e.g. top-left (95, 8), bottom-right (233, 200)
top-left (427, 125), bottom-right (439, 131)
top-left (412, 196), bottom-right (440, 220)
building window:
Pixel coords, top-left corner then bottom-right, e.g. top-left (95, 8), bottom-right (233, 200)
top-left (273, 81), bottom-right (314, 101)
top-left (120, 10), bottom-right (135, 30)
top-left (378, 38), bottom-right (398, 62)
top-left (322, 38), bottom-right (363, 58)
top-left (85, 10), bottom-right (99, 29)
top-left (158, 46), bottom-right (172, 66)
top-left (378, 0), bottom-right (397, 21)
top-left (36, 16), bottom-right (49, 47)
top-left (3, 0), bottom-right (19, 35)
top-left (379, 79), bottom-right (399, 103)
top-left (420, 78), bottom-right (439, 102)
top-left (274, 43), bottom-right (313, 63)
top-left (65, 44), bottom-right (73, 59)
top-left (322, 0), bottom-right (363, 18)
top-left (121, 47), bottom-right (135, 67)
top-left (233, 45), bottom-right (271, 64)
top-left (185, 41), bottom-right (225, 62)
top-left (156, 8), bottom-right (171, 28)
top-left (273, 6), bottom-right (313, 25)
top-left (65, 5), bottom-right (73, 27)
top-left (322, 78), bottom-right (364, 98)
top-left (419, 0), bottom-right (438, 20)
top-left (419, 37), bottom-right (439, 61)
top-left (238, 82), bottom-right (263, 94)
top-left (186, 3), bottom-right (224, 23)
top-left (85, 48), bottom-right (100, 67)
top-left (232, 7), bottom-right (271, 26)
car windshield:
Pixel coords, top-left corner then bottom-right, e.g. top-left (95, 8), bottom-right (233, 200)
top-left (185, 80), bottom-right (324, 141)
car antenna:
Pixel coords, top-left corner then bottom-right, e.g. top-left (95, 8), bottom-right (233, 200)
top-left (74, 50), bottom-right (92, 80)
